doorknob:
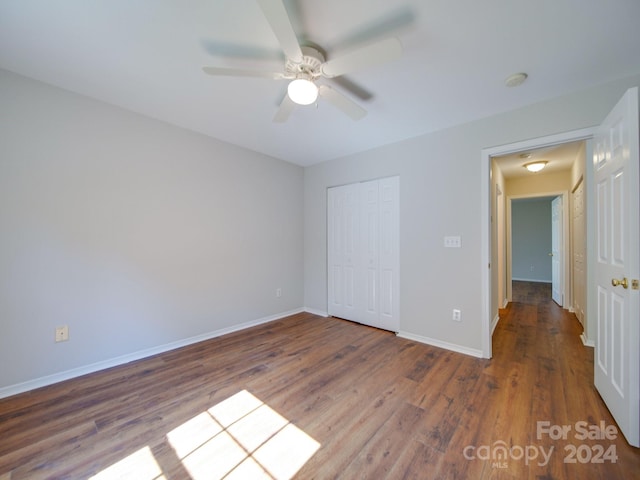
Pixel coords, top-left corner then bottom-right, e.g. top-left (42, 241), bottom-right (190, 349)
top-left (611, 277), bottom-right (628, 289)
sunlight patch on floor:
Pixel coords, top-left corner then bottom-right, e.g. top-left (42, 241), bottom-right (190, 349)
top-left (90, 389), bottom-right (320, 480)
top-left (89, 446), bottom-right (166, 480)
top-left (170, 390), bottom-right (320, 479)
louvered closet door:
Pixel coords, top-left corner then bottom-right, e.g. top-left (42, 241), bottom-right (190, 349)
top-left (327, 177), bottom-right (399, 332)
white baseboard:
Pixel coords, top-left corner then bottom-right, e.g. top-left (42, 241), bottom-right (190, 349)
top-left (491, 313), bottom-right (500, 335)
top-left (0, 308), bottom-right (305, 400)
top-left (396, 331), bottom-right (483, 358)
top-left (512, 277), bottom-right (552, 283)
top-left (580, 333), bottom-right (595, 348)
top-left (303, 307), bottom-right (329, 317)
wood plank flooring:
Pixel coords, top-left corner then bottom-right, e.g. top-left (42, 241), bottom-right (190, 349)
top-left (1, 302), bottom-right (638, 479)
top-left (512, 280), bottom-right (552, 304)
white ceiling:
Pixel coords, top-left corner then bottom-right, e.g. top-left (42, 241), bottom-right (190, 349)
top-left (1, 0), bottom-right (639, 167)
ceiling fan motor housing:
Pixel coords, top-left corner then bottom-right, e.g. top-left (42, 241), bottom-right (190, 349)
top-left (286, 46), bottom-right (325, 78)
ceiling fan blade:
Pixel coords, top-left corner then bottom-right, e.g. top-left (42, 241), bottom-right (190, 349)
top-left (273, 94), bottom-right (296, 123)
top-left (200, 39), bottom-right (284, 62)
top-left (256, 0), bottom-right (303, 63)
top-left (328, 7), bottom-right (415, 51)
top-left (319, 85), bottom-right (366, 120)
top-left (329, 76), bottom-right (374, 101)
top-left (202, 66), bottom-right (285, 79)
top-left (320, 37), bottom-right (402, 78)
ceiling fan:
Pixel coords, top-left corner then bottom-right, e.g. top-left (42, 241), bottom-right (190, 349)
top-left (202, 0), bottom-right (403, 122)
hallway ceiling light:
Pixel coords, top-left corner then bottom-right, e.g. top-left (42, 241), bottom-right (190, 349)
top-left (523, 161), bottom-right (548, 173)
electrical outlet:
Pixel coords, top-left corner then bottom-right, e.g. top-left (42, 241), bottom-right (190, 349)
top-left (276, 288), bottom-right (282, 298)
top-left (452, 309), bottom-right (461, 322)
top-left (55, 325), bottom-right (69, 342)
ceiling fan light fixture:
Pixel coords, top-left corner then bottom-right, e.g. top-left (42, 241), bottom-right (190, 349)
top-left (288, 77), bottom-right (318, 105)
top-left (524, 161), bottom-right (548, 173)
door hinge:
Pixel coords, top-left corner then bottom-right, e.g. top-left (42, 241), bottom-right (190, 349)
top-left (632, 279), bottom-right (639, 290)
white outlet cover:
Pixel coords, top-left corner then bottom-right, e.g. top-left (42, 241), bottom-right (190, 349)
top-left (55, 325), bottom-right (69, 342)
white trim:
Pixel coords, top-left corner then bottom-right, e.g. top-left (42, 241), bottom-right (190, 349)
top-left (481, 146), bottom-right (491, 358)
top-left (397, 331), bottom-right (484, 358)
top-left (481, 127), bottom-right (596, 360)
top-left (0, 308), bottom-right (304, 400)
top-left (511, 277), bottom-right (553, 283)
top-left (581, 333), bottom-right (595, 348)
top-left (304, 307), bottom-right (329, 317)
top-left (491, 313), bottom-right (500, 335)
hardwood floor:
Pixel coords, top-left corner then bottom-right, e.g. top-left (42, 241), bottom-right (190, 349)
top-left (1, 304), bottom-right (638, 479)
top-left (512, 280), bottom-right (552, 304)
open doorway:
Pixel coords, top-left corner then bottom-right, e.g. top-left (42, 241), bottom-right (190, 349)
top-left (510, 195), bottom-right (557, 304)
top-left (480, 132), bottom-right (590, 358)
top-left (494, 142), bottom-right (583, 310)
top-left (481, 89), bottom-right (640, 446)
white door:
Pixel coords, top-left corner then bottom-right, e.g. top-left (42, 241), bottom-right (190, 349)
top-left (328, 177), bottom-right (399, 332)
top-left (359, 180), bottom-right (380, 326)
top-left (376, 177), bottom-right (400, 331)
top-left (551, 196), bottom-right (563, 305)
top-left (593, 87), bottom-right (639, 447)
top-left (327, 183), bottom-right (359, 321)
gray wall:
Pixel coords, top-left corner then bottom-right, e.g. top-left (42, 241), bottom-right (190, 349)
top-left (511, 198), bottom-right (553, 282)
top-left (3, 66), bottom-right (640, 391)
top-left (304, 73), bottom-right (640, 354)
top-left (0, 69), bottom-right (304, 391)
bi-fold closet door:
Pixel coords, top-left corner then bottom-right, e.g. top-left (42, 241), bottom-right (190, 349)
top-left (327, 176), bottom-right (399, 332)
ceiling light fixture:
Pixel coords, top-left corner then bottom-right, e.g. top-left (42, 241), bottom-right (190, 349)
top-left (288, 77), bottom-right (318, 105)
top-left (524, 161), bottom-right (548, 173)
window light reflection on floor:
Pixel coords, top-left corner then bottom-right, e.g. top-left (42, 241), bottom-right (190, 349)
top-left (90, 389), bottom-right (320, 480)
top-left (89, 446), bottom-right (166, 480)
top-left (171, 390), bottom-right (321, 479)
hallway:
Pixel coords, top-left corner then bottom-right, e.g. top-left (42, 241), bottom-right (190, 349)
top-left (511, 280), bottom-right (552, 305)
top-left (491, 290), bottom-right (640, 477)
